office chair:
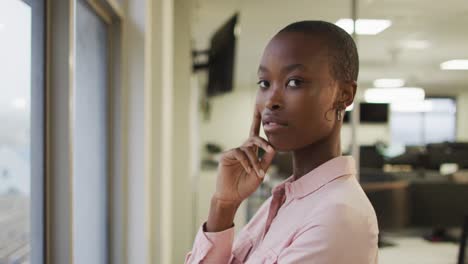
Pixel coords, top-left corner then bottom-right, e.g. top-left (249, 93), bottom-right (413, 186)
top-left (458, 215), bottom-right (468, 264)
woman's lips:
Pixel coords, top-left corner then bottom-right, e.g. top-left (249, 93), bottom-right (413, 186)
top-left (263, 121), bottom-right (288, 133)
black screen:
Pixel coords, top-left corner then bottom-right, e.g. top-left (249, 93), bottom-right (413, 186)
top-left (207, 14), bottom-right (238, 97)
top-left (360, 103), bottom-right (389, 123)
top-left (343, 103), bottom-right (389, 123)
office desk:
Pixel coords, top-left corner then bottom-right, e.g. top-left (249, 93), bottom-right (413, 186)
top-left (362, 180), bottom-right (411, 229)
top-left (361, 180), bottom-right (409, 192)
top-left (361, 173), bottom-right (468, 243)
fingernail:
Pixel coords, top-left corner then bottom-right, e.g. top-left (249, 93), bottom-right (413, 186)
top-left (260, 169), bottom-right (265, 178)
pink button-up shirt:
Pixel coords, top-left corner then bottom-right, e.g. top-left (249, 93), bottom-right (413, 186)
top-left (185, 156), bottom-right (379, 263)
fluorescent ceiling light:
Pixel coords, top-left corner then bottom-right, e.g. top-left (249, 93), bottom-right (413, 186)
top-left (440, 59), bottom-right (468, 70)
top-left (391, 100), bottom-right (433, 112)
top-left (373, 78), bottom-right (405, 88)
top-left (364, 87), bottom-right (425, 103)
top-left (335, 19), bottom-right (354, 34)
top-left (400, 40), bottom-right (430, 50)
top-left (335, 19), bottom-right (391, 35)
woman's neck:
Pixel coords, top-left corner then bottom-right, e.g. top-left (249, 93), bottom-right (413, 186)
top-left (291, 129), bottom-right (341, 180)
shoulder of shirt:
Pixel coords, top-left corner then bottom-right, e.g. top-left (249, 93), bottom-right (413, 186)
top-left (294, 202), bottom-right (378, 240)
top-left (300, 174), bottom-right (371, 210)
top-left (298, 176), bottom-right (378, 229)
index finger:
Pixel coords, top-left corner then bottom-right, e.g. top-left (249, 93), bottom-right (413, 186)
top-left (249, 107), bottom-right (261, 137)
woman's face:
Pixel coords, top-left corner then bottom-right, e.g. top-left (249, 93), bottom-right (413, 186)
top-left (256, 32), bottom-right (343, 152)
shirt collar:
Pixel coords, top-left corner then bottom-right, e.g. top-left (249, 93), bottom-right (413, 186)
top-left (271, 156), bottom-right (356, 199)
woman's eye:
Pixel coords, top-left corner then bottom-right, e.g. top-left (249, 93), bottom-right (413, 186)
top-left (287, 79), bottom-right (302, 88)
top-left (257, 80), bottom-right (269, 89)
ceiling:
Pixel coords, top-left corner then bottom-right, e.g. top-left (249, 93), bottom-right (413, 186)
top-left (191, 0), bottom-right (468, 95)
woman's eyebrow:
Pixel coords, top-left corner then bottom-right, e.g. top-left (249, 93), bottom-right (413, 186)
top-left (257, 63), bottom-right (307, 75)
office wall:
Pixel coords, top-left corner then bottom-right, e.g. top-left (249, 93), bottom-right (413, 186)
top-left (122, 0), bottom-right (195, 263)
top-left (342, 124), bottom-right (390, 151)
top-left (199, 89), bottom-right (257, 150)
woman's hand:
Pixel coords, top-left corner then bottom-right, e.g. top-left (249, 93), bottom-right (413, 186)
top-left (206, 108), bottom-right (276, 232)
top-left (213, 109), bottom-right (276, 206)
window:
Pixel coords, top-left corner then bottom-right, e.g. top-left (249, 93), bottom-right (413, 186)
top-left (0, 0), bottom-right (38, 263)
top-left (391, 98), bottom-right (457, 146)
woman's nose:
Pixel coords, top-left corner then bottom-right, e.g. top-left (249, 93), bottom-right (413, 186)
top-left (265, 86), bottom-right (283, 111)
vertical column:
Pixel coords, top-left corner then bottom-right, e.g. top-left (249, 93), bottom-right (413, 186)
top-left (46, 0), bottom-right (74, 263)
top-left (123, 0), bottom-right (150, 263)
top-left (457, 92), bottom-right (468, 141)
top-left (171, 0), bottom-right (195, 262)
top-left (350, 0), bottom-right (360, 179)
top-left (146, 0), bottom-right (175, 263)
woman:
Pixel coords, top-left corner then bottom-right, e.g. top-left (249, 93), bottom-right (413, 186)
top-left (185, 20), bottom-right (379, 263)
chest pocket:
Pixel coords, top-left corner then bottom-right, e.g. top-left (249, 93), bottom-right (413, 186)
top-left (245, 245), bottom-right (278, 264)
top-left (231, 231), bottom-right (254, 263)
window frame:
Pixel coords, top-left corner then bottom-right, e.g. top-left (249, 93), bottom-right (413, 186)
top-left (45, 0), bottom-right (123, 263)
top-left (16, 0), bottom-right (47, 263)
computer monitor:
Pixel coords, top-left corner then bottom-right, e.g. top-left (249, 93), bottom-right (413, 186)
top-left (426, 142), bottom-right (468, 170)
top-left (387, 145), bottom-right (426, 168)
top-left (359, 145), bottom-right (384, 169)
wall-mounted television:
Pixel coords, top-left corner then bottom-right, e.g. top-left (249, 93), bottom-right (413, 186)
top-left (344, 103), bottom-right (389, 123)
top-left (206, 14), bottom-right (238, 97)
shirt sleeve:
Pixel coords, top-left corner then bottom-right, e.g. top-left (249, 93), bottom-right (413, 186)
top-left (184, 222), bottom-right (235, 264)
top-left (277, 204), bottom-right (379, 264)
top-left (185, 196), bottom-right (273, 264)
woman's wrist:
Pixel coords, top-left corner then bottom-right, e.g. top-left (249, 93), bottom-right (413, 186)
top-left (206, 196), bottom-right (241, 232)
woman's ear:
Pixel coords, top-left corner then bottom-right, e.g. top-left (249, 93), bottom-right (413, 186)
top-left (339, 80), bottom-right (357, 107)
